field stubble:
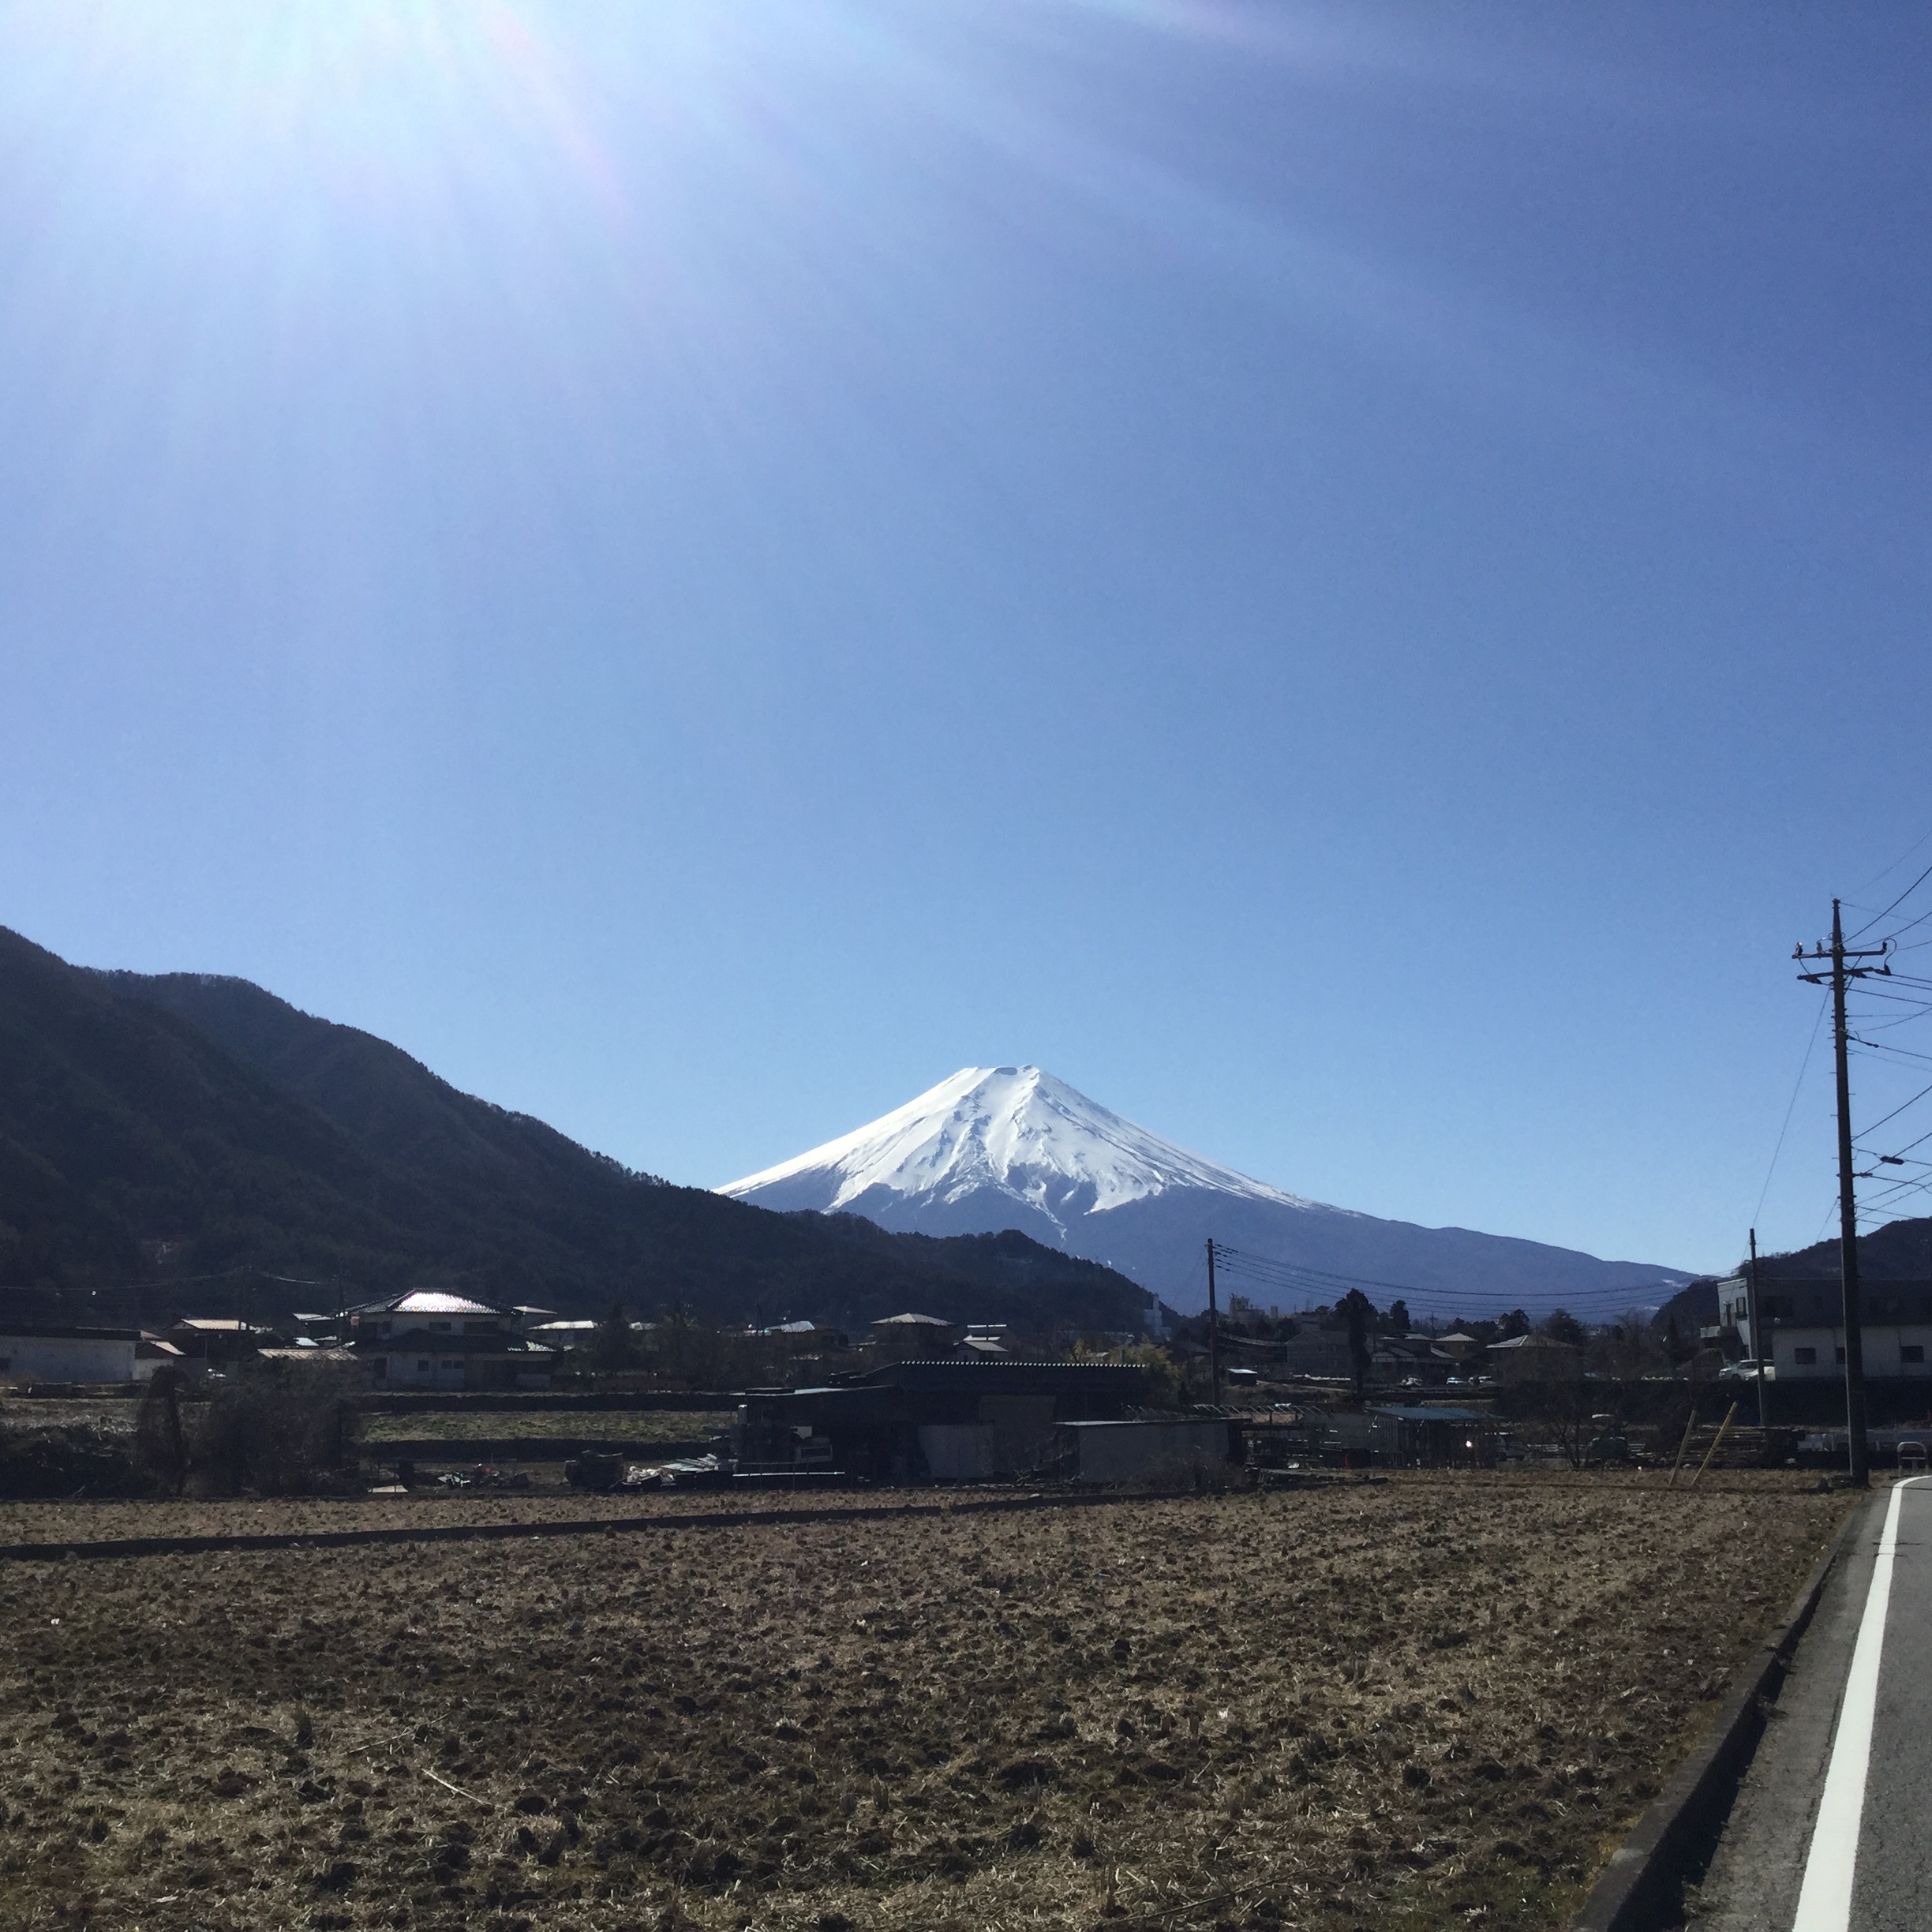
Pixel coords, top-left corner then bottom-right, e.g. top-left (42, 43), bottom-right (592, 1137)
top-left (0, 1474), bottom-right (1851, 1932)
top-left (359, 1412), bottom-right (736, 1447)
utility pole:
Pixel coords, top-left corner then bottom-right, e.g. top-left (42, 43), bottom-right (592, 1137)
top-left (1796, 900), bottom-right (1892, 1486)
top-left (1747, 1228), bottom-right (1769, 1428)
top-left (1205, 1238), bottom-right (1222, 1406)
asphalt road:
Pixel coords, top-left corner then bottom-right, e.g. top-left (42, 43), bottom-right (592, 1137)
top-left (1694, 1479), bottom-right (1932, 1932)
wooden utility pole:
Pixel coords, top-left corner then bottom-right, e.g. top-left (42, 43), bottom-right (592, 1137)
top-left (1796, 901), bottom-right (1891, 1487)
top-left (1748, 1228), bottom-right (1769, 1427)
top-left (1205, 1238), bottom-right (1222, 1406)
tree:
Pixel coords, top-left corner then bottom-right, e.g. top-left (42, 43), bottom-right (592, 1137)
top-left (1385, 1298), bottom-right (1411, 1336)
top-left (1340, 1290), bottom-right (1375, 1398)
top-left (189, 1361), bottom-right (360, 1496)
top-left (1496, 1309), bottom-right (1531, 1341)
top-left (1589, 1312), bottom-right (1661, 1380)
top-left (1514, 1376), bottom-right (1601, 1470)
top-left (1541, 1308), bottom-right (1587, 1349)
top-left (134, 1367), bottom-right (189, 1495)
top-left (591, 1298), bottom-right (640, 1374)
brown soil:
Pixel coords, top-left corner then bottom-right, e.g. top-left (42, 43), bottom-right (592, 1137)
top-left (0, 1474), bottom-right (1854, 1931)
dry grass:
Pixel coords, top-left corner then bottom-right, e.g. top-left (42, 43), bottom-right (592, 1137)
top-left (0, 1474), bottom-right (1854, 1932)
top-left (361, 1412), bottom-right (734, 1447)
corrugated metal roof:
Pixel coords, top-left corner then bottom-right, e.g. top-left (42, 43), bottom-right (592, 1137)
top-left (388, 1291), bottom-right (505, 1316)
top-left (1366, 1405), bottom-right (1493, 1422)
top-left (346, 1289), bottom-right (516, 1318)
top-left (0, 1324), bottom-right (141, 1342)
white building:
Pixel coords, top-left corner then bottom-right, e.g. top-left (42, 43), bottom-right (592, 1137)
top-left (0, 1326), bottom-right (140, 1384)
top-left (1773, 1324), bottom-right (1932, 1380)
top-left (1717, 1272), bottom-right (1932, 1380)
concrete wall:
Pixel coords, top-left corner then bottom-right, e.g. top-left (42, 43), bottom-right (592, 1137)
top-left (1065, 1419), bottom-right (1232, 1485)
top-left (919, 1425), bottom-right (1000, 1481)
top-left (919, 1395), bottom-right (1060, 1479)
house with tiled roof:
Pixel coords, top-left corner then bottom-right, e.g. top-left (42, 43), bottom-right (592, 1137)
top-left (346, 1290), bottom-right (553, 1391)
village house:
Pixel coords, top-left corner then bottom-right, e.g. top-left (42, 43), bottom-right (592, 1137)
top-left (1432, 1331), bottom-right (1485, 1368)
top-left (1369, 1336), bottom-right (1458, 1385)
top-left (1485, 1331), bottom-right (1582, 1381)
top-left (163, 1317), bottom-right (281, 1376)
top-left (871, 1311), bottom-right (963, 1357)
top-left (1275, 1323), bottom-right (1354, 1380)
top-left (346, 1290), bottom-right (553, 1391)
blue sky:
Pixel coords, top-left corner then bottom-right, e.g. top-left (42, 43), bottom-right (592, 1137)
top-left (2, 1), bottom-right (1929, 1278)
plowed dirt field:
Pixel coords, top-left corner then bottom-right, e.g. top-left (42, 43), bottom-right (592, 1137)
top-left (0, 1475), bottom-right (1852, 1931)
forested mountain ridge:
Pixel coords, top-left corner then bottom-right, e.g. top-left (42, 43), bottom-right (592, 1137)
top-left (0, 928), bottom-right (1148, 1333)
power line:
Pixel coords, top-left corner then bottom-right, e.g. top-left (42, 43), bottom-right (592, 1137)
top-left (1205, 1244), bottom-right (1684, 1308)
top-left (1848, 850), bottom-right (1932, 940)
top-left (1756, 990), bottom-right (1829, 1229)
top-left (1851, 1077), bottom-right (1932, 1140)
top-left (1852, 824), bottom-right (1932, 898)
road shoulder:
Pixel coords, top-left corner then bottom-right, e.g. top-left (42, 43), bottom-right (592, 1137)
top-left (1687, 1485), bottom-right (1889, 1930)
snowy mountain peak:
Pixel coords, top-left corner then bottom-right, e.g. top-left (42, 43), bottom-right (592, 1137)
top-left (719, 1065), bottom-right (1309, 1240)
top-left (718, 1065), bottom-right (1690, 1314)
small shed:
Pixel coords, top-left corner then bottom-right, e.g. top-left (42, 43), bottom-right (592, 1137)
top-left (1365, 1404), bottom-right (1500, 1469)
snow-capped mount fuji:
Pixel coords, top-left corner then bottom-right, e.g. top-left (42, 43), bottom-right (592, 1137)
top-left (721, 1066), bottom-right (1312, 1232)
top-left (720, 1066), bottom-right (1690, 1316)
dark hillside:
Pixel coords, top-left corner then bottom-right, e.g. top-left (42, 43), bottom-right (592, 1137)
top-left (0, 928), bottom-right (1149, 1335)
top-left (1756, 1215), bottom-right (1932, 1281)
top-left (0, 928), bottom-right (425, 1291)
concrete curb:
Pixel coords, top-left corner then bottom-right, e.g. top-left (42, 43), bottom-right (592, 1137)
top-left (0, 1482), bottom-right (1201, 1563)
top-left (1569, 1486), bottom-right (1881, 1932)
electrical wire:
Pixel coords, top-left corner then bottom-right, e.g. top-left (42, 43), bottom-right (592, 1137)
top-left (1848, 852), bottom-right (1932, 940)
top-left (1756, 990), bottom-right (1829, 1230)
top-left (1852, 1078), bottom-right (1932, 1140)
top-left (1852, 826), bottom-right (1932, 898)
top-left (1205, 1244), bottom-right (1682, 1309)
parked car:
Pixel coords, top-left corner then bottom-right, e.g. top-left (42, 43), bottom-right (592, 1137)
top-left (1720, 1359), bottom-right (1776, 1382)
top-left (1899, 1440), bottom-right (1928, 1473)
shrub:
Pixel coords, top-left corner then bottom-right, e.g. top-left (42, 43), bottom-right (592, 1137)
top-left (0, 1417), bottom-right (143, 1497)
top-left (187, 1361), bottom-right (362, 1496)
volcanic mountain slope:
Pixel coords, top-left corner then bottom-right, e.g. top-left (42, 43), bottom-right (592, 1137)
top-left (0, 929), bottom-right (1148, 1333)
top-left (721, 1065), bottom-right (1690, 1315)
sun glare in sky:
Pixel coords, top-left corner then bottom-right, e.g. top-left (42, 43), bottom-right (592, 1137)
top-left (3, 2), bottom-right (1927, 1267)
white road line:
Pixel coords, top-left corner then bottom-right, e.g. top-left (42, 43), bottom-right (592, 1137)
top-left (1792, 1479), bottom-right (1919, 1932)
